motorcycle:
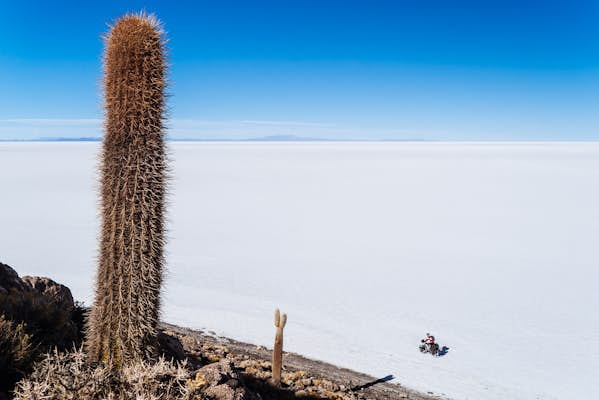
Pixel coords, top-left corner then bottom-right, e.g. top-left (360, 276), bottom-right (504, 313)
top-left (419, 340), bottom-right (439, 356)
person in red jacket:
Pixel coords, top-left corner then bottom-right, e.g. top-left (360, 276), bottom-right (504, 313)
top-left (423, 333), bottom-right (435, 345)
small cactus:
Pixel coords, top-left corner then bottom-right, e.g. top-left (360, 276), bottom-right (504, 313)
top-left (272, 308), bottom-right (287, 385)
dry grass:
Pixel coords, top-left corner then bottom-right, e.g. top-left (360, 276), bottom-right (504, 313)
top-left (0, 315), bottom-right (36, 391)
top-left (14, 348), bottom-right (200, 400)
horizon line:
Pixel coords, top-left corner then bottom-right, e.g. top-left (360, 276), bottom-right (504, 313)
top-left (1, 136), bottom-right (598, 143)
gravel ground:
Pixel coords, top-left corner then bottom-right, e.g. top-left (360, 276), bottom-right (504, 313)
top-left (161, 322), bottom-right (442, 400)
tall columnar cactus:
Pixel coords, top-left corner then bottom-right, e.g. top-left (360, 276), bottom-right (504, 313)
top-left (272, 308), bottom-right (287, 385)
top-left (86, 13), bottom-right (168, 369)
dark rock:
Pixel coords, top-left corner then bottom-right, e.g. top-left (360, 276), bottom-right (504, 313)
top-left (0, 262), bottom-right (31, 294)
top-left (0, 262), bottom-right (81, 394)
top-left (0, 262), bottom-right (80, 349)
top-left (22, 276), bottom-right (74, 312)
top-left (158, 330), bottom-right (187, 362)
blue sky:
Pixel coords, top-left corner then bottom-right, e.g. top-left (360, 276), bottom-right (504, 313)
top-left (1, 0), bottom-right (598, 140)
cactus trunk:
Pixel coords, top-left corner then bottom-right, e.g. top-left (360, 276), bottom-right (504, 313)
top-left (85, 13), bottom-right (168, 369)
top-left (272, 309), bottom-right (287, 385)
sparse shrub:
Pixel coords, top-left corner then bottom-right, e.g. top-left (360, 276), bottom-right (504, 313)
top-left (71, 301), bottom-right (89, 344)
top-left (13, 348), bottom-right (199, 400)
top-left (86, 12), bottom-right (169, 369)
top-left (0, 315), bottom-right (36, 391)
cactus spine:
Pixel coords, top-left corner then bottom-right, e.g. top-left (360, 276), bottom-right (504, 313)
top-left (85, 13), bottom-right (168, 369)
top-left (272, 308), bottom-right (287, 385)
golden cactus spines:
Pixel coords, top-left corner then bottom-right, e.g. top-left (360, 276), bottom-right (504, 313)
top-left (85, 12), bottom-right (168, 369)
top-left (272, 308), bottom-right (287, 385)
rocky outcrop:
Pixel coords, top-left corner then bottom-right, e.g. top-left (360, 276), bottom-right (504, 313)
top-left (0, 262), bottom-right (31, 294)
top-left (0, 262), bottom-right (75, 313)
top-left (1, 261), bottom-right (82, 395)
top-left (21, 275), bottom-right (74, 313)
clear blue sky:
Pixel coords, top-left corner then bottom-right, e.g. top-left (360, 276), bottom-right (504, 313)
top-left (1, 0), bottom-right (598, 140)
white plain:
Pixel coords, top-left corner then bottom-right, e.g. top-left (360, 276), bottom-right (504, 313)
top-left (0, 142), bottom-right (597, 400)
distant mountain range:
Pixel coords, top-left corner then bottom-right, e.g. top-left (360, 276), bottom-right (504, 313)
top-left (0, 135), bottom-right (429, 142)
top-left (170, 135), bottom-right (328, 142)
top-left (0, 137), bottom-right (102, 142)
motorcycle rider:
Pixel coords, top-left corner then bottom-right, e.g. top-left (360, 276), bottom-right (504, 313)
top-left (422, 333), bottom-right (435, 346)
top-left (420, 333), bottom-right (438, 355)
